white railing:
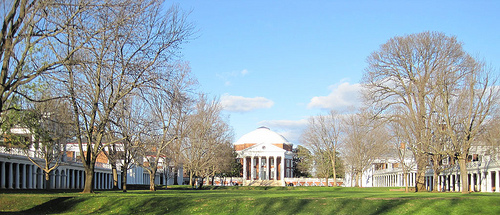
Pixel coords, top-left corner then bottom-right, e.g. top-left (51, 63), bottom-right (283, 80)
top-left (0, 146), bottom-right (40, 159)
top-left (1, 146), bottom-right (112, 170)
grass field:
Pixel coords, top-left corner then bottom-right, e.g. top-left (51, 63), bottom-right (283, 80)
top-left (1, 186), bottom-right (499, 214)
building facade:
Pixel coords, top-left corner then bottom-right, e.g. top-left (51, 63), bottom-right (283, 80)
top-left (357, 145), bottom-right (500, 193)
top-left (234, 127), bottom-right (294, 186)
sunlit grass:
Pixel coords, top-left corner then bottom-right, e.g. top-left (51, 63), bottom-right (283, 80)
top-left (1, 186), bottom-right (499, 214)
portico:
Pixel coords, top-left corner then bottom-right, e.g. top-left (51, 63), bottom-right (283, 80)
top-left (235, 127), bottom-right (294, 186)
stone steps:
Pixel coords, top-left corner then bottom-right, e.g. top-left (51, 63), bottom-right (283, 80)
top-left (244, 180), bottom-right (284, 186)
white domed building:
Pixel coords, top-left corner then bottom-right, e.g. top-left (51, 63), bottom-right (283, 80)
top-left (234, 126), bottom-right (294, 186)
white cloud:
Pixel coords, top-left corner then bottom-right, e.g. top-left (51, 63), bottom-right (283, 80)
top-left (217, 69), bottom-right (249, 86)
top-left (221, 94), bottom-right (274, 112)
top-left (307, 81), bottom-right (362, 110)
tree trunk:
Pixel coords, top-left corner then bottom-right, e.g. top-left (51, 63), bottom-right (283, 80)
top-left (149, 170), bottom-right (156, 191)
top-left (121, 167), bottom-right (128, 192)
top-left (404, 172), bottom-right (409, 192)
top-left (189, 172), bottom-right (193, 187)
top-left (414, 154), bottom-right (427, 192)
top-left (45, 172), bottom-right (51, 190)
top-left (355, 171), bottom-right (360, 187)
top-left (111, 163), bottom-right (118, 190)
top-left (331, 153), bottom-right (337, 187)
top-left (458, 156), bottom-right (469, 194)
top-left (359, 172), bottom-right (363, 188)
top-left (82, 166), bottom-right (94, 193)
top-left (432, 171), bottom-right (439, 192)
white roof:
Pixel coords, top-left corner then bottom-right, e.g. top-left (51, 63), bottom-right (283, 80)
top-left (234, 126), bottom-right (290, 145)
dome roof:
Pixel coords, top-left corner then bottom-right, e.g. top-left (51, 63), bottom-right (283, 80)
top-left (234, 126), bottom-right (290, 145)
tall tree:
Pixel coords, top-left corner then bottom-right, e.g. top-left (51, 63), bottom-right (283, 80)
top-left (362, 31), bottom-right (488, 192)
top-left (301, 110), bottom-right (342, 186)
top-left (0, 0), bottom-right (92, 120)
top-left (433, 58), bottom-right (499, 194)
top-left (136, 62), bottom-right (195, 191)
top-left (180, 95), bottom-right (233, 188)
top-left (54, 0), bottom-right (193, 193)
top-left (342, 110), bottom-right (389, 187)
top-left (388, 115), bottom-right (416, 192)
top-left (109, 94), bottom-right (147, 192)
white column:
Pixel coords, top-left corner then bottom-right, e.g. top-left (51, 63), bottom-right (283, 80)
top-left (243, 157), bottom-right (247, 180)
top-left (72, 170), bottom-right (76, 189)
top-left (14, 163), bottom-right (20, 189)
top-left (251, 156), bottom-right (255, 180)
top-left (99, 172), bottom-right (103, 189)
top-left (0, 162), bottom-right (5, 189)
top-left (27, 165), bottom-right (32, 189)
top-left (273, 156), bottom-right (277, 180)
top-left (92, 172), bottom-right (96, 189)
top-left (496, 171), bottom-right (500, 193)
top-left (38, 168), bottom-right (44, 189)
top-left (258, 157), bottom-right (262, 180)
top-left (266, 156), bottom-right (270, 180)
top-left (482, 172), bottom-right (488, 192)
top-left (8, 162), bottom-right (13, 189)
top-left (32, 165), bottom-right (36, 189)
top-left (280, 156), bottom-right (285, 180)
top-left (471, 174), bottom-right (476, 192)
top-left (75, 171), bottom-right (80, 189)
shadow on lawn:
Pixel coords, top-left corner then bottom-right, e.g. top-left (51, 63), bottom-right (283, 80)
top-left (0, 197), bottom-right (85, 215)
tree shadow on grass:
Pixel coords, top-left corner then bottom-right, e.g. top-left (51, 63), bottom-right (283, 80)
top-left (0, 197), bottom-right (85, 215)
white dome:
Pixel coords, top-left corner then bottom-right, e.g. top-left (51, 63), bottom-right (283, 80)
top-left (234, 126), bottom-right (290, 145)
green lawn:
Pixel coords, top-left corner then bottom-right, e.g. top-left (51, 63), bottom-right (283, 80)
top-left (1, 186), bottom-right (499, 214)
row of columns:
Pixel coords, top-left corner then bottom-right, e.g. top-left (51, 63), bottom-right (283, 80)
top-left (242, 156), bottom-right (285, 181)
top-left (374, 170), bottom-right (500, 192)
top-left (425, 171), bottom-right (500, 192)
top-left (374, 172), bottom-right (416, 187)
top-left (0, 161), bottom-right (115, 190)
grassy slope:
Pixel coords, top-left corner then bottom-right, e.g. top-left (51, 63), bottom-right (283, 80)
top-left (1, 186), bottom-right (499, 214)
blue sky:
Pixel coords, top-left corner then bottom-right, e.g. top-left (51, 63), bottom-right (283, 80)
top-left (174, 0), bottom-right (500, 145)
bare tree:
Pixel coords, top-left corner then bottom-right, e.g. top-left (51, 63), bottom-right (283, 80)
top-left (0, 0), bottom-right (95, 119)
top-left (433, 60), bottom-right (500, 194)
top-left (342, 110), bottom-right (389, 187)
top-left (53, 0), bottom-right (194, 193)
top-left (135, 63), bottom-right (195, 191)
top-left (180, 95), bottom-right (233, 189)
top-left (388, 116), bottom-right (416, 192)
top-left (103, 95), bottom-right (142, 191)
top-left (362, 31), bottom-right (482, 192)
top-left (301, 110), bottom-right (342, 186)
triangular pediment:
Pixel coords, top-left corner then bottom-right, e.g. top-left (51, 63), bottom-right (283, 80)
top-left (241, 142), bottom-right (286, 153)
